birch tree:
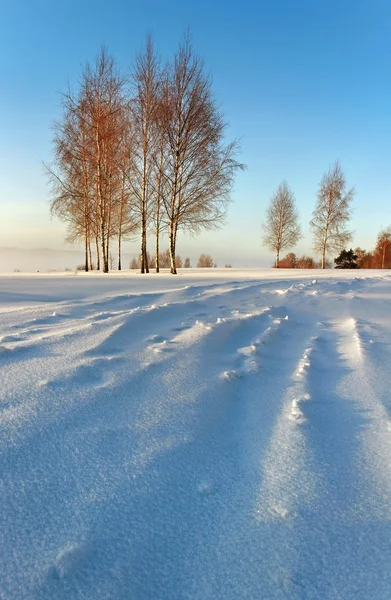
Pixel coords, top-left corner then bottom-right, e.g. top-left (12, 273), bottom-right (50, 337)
top-left (374, 226), bottom-right (391, 269)
top-left (130, 36), bottom-right (162, 274)
top-left (48, 49), bottom-right (132, 273)
top-left (159, 34), bottom-right (244, 274)
top-left (82, 49), bottom-right (128, 272)
top-left (261, 181), bottom-right (302, 268)
top-left (310, 161), bottom-right (354, 269)
top-left (47, 92), bottom-right (94, 272)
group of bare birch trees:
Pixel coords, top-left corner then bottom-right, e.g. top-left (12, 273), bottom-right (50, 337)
top-left (47, 34), bottom-right (243, 274)
top-left (262, 161), bottom-right (355, 268)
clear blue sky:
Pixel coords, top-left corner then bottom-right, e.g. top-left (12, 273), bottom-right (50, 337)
top-left (1, 0), bottom-right (390, 266)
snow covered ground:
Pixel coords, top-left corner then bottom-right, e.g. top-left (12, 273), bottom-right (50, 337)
top-left (1, 269), bottom-right (391, 600)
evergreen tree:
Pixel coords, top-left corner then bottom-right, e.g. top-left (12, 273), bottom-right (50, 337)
top-left (334, 249), bottom-right (359, 269)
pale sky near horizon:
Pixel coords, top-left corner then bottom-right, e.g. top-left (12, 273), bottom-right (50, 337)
top-left (1, 0), bottom-right (390, 268)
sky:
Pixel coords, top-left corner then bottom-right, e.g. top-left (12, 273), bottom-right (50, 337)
top-left (1, 0), bottom-right (391, 269)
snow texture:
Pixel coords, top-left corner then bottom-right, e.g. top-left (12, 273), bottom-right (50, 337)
top-left (1, 268), bottom-right (391, 599)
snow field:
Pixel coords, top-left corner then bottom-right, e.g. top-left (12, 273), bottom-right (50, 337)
top-left (1, 270), bottom-right (391, 599)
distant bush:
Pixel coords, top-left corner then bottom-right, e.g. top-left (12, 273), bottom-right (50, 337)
top-left (130, 250), bottom-right (183, 270)
top-left (276, 252), bottom-right (331, 269)
top-left (156, 249), bottom-right (182, 269)
top-left (224, 264), bottom-right (232, 268)
top-left (130, 257), bottom-right (139, 270)
top-left (197, 253), bottom-right (214, 268)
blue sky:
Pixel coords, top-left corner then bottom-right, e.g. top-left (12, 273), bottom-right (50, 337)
top-left (1, 0), bottom-right (390, 267)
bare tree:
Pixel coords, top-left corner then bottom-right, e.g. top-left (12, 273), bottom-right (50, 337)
top-left (129, 35), bottom-right (162, 274)
top-left (278, 252), bottom-right (297, 268)
top-left (310, 161), bottom-right (354, 269)
top-left (261, 181), bottom-right (302, 268)
top-left (47, 36), bottom-right (244, 276)
top-left (47, 91), bottom-right (94, 272)
top-left (197, 253), bottom-right (214, 267)
top-left (159, 33), bottom-right (244, 274)
top-left (374, 226), bottom-right (391, 269)
top-left (116, 108), bottom-right (138, 270)
top-left (47, 49), bottom-right (130, 274)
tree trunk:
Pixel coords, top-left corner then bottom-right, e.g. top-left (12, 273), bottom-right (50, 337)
top-left (88, 237), bottom-right (93, 270)
top-left (155, 147), bottom-right (164, 273)
top-left (169, 220), bottom-right (177, 274)
top-left (140, 220), bottom-right (147, 274)
top-left (155, 221), bottom-right (160, 273)
top-left (144, 240), bottom-right (149, 273)
top-left (118, 231), bottom-right (122, 271)
top-left (84, 232), bottom-right (89, 272)
top-left (275, 249), bottom-right (279, 268)
top-left (321, 201), bottom-right (331, 270)
top-left (101, 227), bottom-right (108, 273)
top-left (95, 236), bottom-right (100, 271)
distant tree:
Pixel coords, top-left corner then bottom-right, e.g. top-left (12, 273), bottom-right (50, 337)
top-left (310, 161), bottom-right (354, 269)
top-left (296, 255), bottom-right (317, 269)
top-left (130, 257), bottom-right (140, 269)
top-left (354, 247), bottom-right (374, 269)
top-left (262, 181), bottom-right (302, 268)
top-left (334, 248), bottom-right (359, 269)
top-left (130, 251), bottom-right (153, 270)
top-left (184, 257), bottom-right (191, 268)
top-left (225, 263), bottom-right (232, 268)
top-left (197, 253), bottom-right (214, 268)
top-left (278, 252), bottom-right (297, 268)
top-left (361, 252), bottom-right (374, 269)
top-left (157, 249), bottom-right (171, 268)
top-left (373, 227), bottom-right (391, 269)
top-left (154, 249), bottom-right (182, 269)
top-left (354, 247), bottom-right (366, 268)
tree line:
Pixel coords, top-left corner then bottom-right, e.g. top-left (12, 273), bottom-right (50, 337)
top-left (47, 33), bottom-right (244, 275)
top-left (261, 160), bottom-right (391, 269)
top-left (128, 251), bottom-right (217, 269)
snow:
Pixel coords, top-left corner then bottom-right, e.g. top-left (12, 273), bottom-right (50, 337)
top-left (1, 268), bottom-right (391, 599)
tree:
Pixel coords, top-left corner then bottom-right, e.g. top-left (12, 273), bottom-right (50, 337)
top-left (296, 255), bottom-right (316, 269)
top-left (152, 249), bottom-right (182, 269)
top-left (278, 252), bottom-right (297, 268)
top-left (47, 90), bottom-right (94, 272)
top-left (47, 48), bottom-right (133, 274)
top-left (184, 257), bottom-right (191, 268)
top-left (197, 253), bottom-right (214, 267)
top-left (130, 36), bottom-right (162, 274)
top-left (129, 251), bottom-right (153, 270)
top-left (261, 181), bottom-right (302, 268)
top-left (310, 161), bottom-right (354, 269)
top-left (373, 227), bottom-right (391, 269)
top-left (159, 33), bottom-right (244, 274)
top-left (354, 247), bottom-right (374, 269)
top-left (334, 248), bottom-right (359, 269)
